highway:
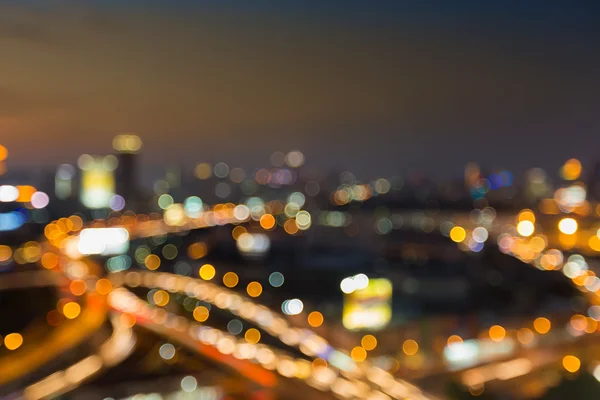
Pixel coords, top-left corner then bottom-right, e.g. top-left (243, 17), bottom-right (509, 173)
top-left (0, 207), bottom-right (438, 400)
top-left (2, 202), bottom-right (599, 399)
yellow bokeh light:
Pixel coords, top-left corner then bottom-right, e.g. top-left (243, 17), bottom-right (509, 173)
top-left (561, 158), bottom-right (582, 181)
top-left (562, 355), bottom-right (581, 373)
top-left (144, 254), bottom-right (161, 270)
top-left (0, 245), bottom-right (12, 262)
top-left (16, 185), bottom-right (36, 203)
top-left (246, 281), bottom-right (263, 297)
top-left (488, 325), bottom-right (506, 342)
top-left (518, 209), bottom-right (536, 223)
top-left (4, 333), bottom-right (23, 350)
top-left (351, 346), bottom-right (367, 362)
top-left (223, 272), bottom-right (239, 288)
top-left (68, 215), bottom-right (84, 231)
top-left (58, 217), bottom-right (73, 232)
top-left (199, 264), bottom-right (216, 280)
top-left (533, 317), bottom-right (551, 334)
top-left (41, 252), bottom-right (59, 269)
top-left (63, 302), bottom-right (81, 319)
top-left (449, 226), bottom-right (466, 243)
top-left (23, 241), bottom-right (42, 263)
top-left (113, 134), bottom-right (142, 153)
top-left (517, 328), bottom-right (534, 345)
top-left (0, 145), bottom-right (7, 161)
top-left (69, 280), bottom-right (87, 296)
top-left (516, 220), bottom-right (535, 237)
top-left (194, 163), bottom-right (212, 179)
top-left (585, 318), bottom-right (598, 334)
top-left (187, 242), bottom-right (207, 259)
top-left (361, 334), bottom-right (377, 351)
top-left (284, 219), bottom-right (299, 235)
top-left (153, 290), bottom-right (170, 306)
top-left (529, 236), bottom-right (547, 252)
top-left (193, 306), bottom-right (209, 322)
top-left (589, 235), bottom-right (600, 251)
top-left (245, 328), bottom-right (261, 344)
top-left (570, 314), bottom-right (587, 332)
top-left (402, 339), bottom-right (419, 356)
top-left (558, 218), bottom-right (578, 235)
top-left (164, 203), bottom-right (186, 226)
top-left (260, 214), bottom-right (276, 230)
top-left (447, 335), bottom-right (463, 347)
top-left (307, 311), bottom-right (324, 328)
top-left (95, 278), bottom-right (112, 295)
top-left (232, 226), bottom-right (247, 240)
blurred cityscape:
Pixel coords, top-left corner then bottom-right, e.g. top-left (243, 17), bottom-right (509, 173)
top-left (4, 0), bottom-right (600, 398)
top-left (2, 133), bottom-right (600, 400)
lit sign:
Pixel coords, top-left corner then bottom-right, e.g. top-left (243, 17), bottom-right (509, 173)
top-left (443, 338), bottom-right (516, 370)
top-left (79, 155), bottom-right (116, 209)
top-left (78, 228), bottom-right (129, 256)
top-left (343, 278), bottom-right (392, 330)
top-left (237, 233), bottom-right (270, 258)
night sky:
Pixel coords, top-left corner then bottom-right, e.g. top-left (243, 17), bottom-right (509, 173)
top-left (1, 1), bottom-right (600, 180)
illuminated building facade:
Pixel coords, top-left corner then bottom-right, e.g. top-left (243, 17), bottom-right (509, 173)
top-left (78, 155), bottom-right (117, 209)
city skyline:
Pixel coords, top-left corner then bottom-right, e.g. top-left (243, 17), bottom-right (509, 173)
top-left (3, 3), bottom-right (600, 399)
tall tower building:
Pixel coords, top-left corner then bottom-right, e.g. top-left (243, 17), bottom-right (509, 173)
top-left (588, 161), bottom-right (600, 201)
top-left (55, 164), bottom-right (76, 200)
top-left (112, 134), bottom-right (142, 209)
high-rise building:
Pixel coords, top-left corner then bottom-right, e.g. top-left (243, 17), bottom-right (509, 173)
top-left (55, 164), bottom-right (76, 200)
top-left (112, 134), bottom-right (142, 208)
top-left (587, 161), bottom-right (600, 201)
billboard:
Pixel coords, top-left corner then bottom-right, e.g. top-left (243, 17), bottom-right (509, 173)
top-left (343, 278), bottom-right (392, 330)
top-left (79, 155), bottom-right (117, 209)
top-left (77, 228), bottom-right (130, 256)
top-left (443, 338), bottom-right (516, 370)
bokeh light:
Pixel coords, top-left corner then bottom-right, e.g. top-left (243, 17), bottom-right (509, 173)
top-left (558, 218), bottom-right (578, 235)
top-left (307, 311), bottom-right (324, 328)
top-left (361, 335), bottom-right (377, 351)
top-left (517, 220), bottom-right (535, 237)
top-left (223, 272), bottom-right (239, 288)
top-left (63, 302), bottom-right (81, 319)
top-left (488, 325), bottom-right (506, 342)
top-left (193, 306), bottom-right (209, 322)
top-left (145, 254), bottom-right (161, 270)
top-left (562, 355), bottom-right (581, 373)
top-left (403, 339), bottom-right (419, 355)
top-left (533, 317), bottom-right (551, 334)
top-left (245, 328), bottom-right (261, 344)
top-left (199, 264), bottom-right (216, 280)
top-left (351, 346), bottom-right (367, 362)
top-left (246, 281), bottom-right (263, 297)
top-left (450, 226), bottom-right (466, 242)
top-left (4, 333), bottom-right (23, 350)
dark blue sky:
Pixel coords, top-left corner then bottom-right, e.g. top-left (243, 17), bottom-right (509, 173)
top-left (1, 0), bottom-right (599, 180)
